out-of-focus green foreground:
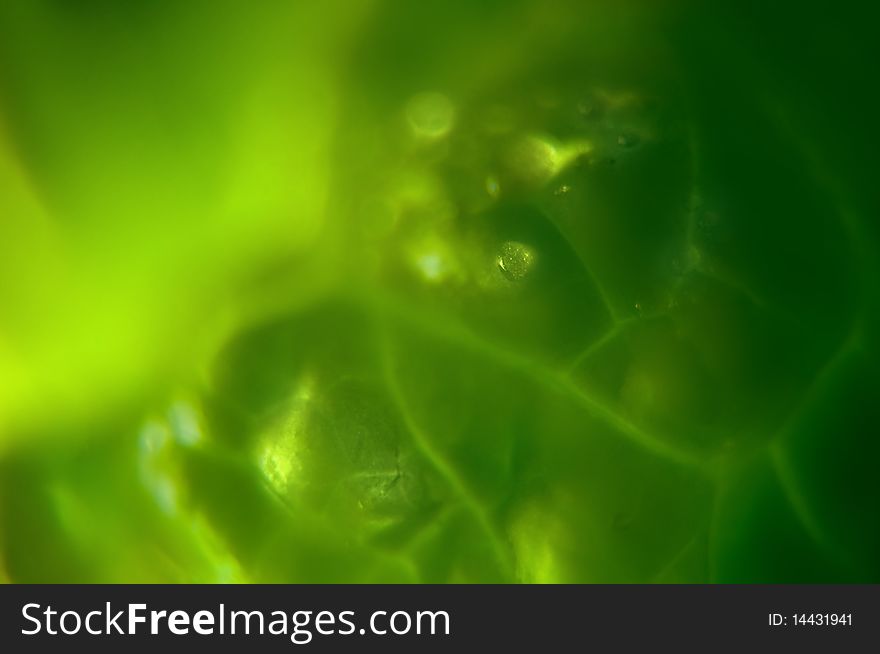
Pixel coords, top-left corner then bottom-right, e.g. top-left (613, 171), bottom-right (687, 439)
top-left (0, 0), bottom-right (878, 583)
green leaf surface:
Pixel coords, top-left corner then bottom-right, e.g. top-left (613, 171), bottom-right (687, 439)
top-left (1, 0), bottom-right (878, 583)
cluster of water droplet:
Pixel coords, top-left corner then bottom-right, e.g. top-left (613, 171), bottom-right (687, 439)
top-left (356, 83), bottom-right (660, 297)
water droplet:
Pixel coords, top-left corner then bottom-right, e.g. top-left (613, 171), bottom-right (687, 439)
top-left (406, 92), bottom-right (455, 139)
top-left (617, 132), bottom-right (641, 148)
top-left (497, 241), bottom-right (535, 281)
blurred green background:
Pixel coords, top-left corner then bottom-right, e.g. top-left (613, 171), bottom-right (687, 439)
top-left (0, 0), bottom-right (878, 583)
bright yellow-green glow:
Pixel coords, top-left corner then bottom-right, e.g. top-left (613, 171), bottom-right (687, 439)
top-left (258, 377), bottom-right (314, 494)
top-left (510, 503), bottom-right (564, 583)
top-left (506, 135), bottom-right (593, 187)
